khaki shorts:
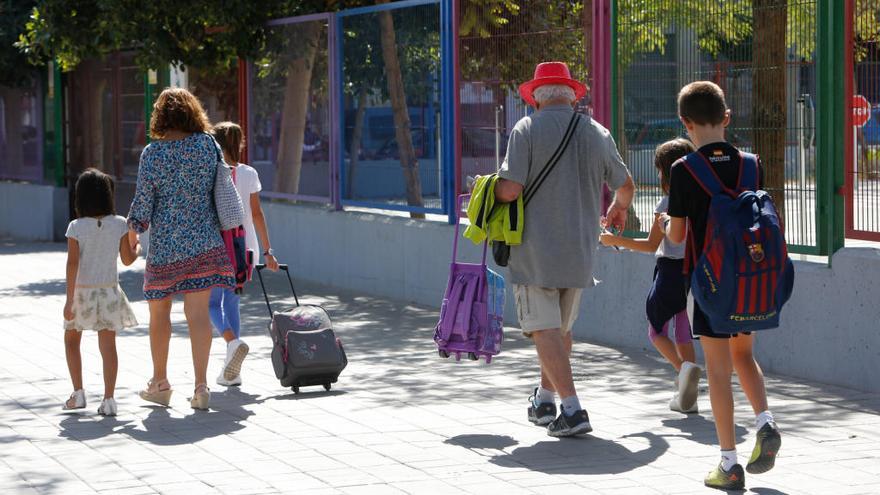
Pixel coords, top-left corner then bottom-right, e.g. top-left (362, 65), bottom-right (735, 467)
top-left (513, 285), bottom-right (583, 337)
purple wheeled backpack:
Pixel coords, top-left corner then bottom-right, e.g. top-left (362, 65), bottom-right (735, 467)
top-left (434, 194), bottom-right (505, 363)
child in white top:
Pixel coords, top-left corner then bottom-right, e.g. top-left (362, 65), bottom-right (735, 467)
top-left (63, 168), bottom-right (139, 416)
top-left (209, 122), bottom-right (280, 387)
top-left (600, 138), bottom-right (702, 413)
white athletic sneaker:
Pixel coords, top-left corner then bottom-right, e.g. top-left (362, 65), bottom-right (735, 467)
top-left (216, 373), bottom-right (243, 387)
top-left (677, 362), bottom-right (701, 412)
top-left (670, 391), bottom-right (699, 413)
top-left (223, 339), bottom-right (249, 382)
top-left (97, 398), bottom-right (117, 416)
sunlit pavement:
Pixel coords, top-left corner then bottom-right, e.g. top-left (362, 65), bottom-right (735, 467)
top-left (1, 241), bottom-right (879, 494)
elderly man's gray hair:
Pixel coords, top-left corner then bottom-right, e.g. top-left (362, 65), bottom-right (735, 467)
top-left (533, 84), bottom-right (577, 104)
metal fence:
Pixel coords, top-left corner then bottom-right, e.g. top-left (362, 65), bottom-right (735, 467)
top-left (457, 2), bottom-right (594, 190)
top-left (0, 77), bottom-right (44, 183)
top-left (846, 0), bottom-right (880, 241)
top-left (338, 0), bottom-right (444, 214)
top-left (613, 0), bottom-right (820, 253)
top-left (248, 14), bottom-right (335, 204)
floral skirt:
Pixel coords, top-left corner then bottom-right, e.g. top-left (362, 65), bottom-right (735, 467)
top-left (144, 245), bottom-right (235, 300)
top-left (64, 285), bottom-right (137, 332)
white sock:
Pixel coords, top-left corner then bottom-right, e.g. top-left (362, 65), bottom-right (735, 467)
top-left (536, 386), bottom-right (556, 405)
top-left (756, 410), bottom-right (775, 430)
top-left (720, 449), bottom-right (738, 471)
top-left (560, 395), bottom-right (582, 415)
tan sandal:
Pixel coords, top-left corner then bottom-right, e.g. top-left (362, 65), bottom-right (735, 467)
top-left (139, 379), bottom-right (172, 406)
top-left (189, 383), bottom-right (210, 410)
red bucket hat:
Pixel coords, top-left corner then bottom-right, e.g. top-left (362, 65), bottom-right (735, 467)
top-left (518, 62), bottom-right (588, 107)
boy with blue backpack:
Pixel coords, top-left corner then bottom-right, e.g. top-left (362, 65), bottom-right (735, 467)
top-left (665, 81), bottom-right (793, 490)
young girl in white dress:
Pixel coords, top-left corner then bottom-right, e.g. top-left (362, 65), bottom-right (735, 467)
top-left (63, 168), bottom-right (139, 416)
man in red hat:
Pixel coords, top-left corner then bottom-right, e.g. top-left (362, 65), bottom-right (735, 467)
top-left (494, 62), bottom-right (635, 437)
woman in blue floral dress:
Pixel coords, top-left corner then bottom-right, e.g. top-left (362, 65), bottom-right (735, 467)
top-left (128, 87), bottom-right (234, 410)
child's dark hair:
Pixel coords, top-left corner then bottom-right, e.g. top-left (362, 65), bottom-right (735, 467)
top-left (74, 168), bottom-right (116, 218)
top-left (678, 81), bottom-right (728, 126)
top-left (212, 121), bottom-right (244, 164)
top-left (654, 138), bottom-right (696, 194)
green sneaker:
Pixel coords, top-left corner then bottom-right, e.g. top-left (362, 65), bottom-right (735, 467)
top-left (747, 421), bottom-right (781, 474)
top-left (704, 462), bottom-right (745, 490)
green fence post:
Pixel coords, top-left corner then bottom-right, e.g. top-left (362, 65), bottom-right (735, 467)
top-left (144, 70), bottom-right (157, 145)
top-left (45, 61), bottom-right (64, 187)
top-left (816, 0), bottom-right (846, 259)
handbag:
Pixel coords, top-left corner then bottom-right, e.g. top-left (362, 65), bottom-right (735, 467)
top-left (493, 112), bottom-right (581, 266)
top-left (207, 133), bottom-right (245, 230)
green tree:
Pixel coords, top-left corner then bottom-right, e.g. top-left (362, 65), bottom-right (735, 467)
top-left (1, 0), bottom-right (38, 87)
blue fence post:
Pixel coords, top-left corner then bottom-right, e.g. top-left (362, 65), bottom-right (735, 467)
top-left (329, 13), bottom-right (343, 211)
top-left (335, 13), bottom-right (347, 210)
top-left (441, 0), bottom-right (458, 224)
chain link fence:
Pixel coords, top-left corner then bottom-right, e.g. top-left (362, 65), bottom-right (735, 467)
top-left (615, 0), bottom-right (819, 251)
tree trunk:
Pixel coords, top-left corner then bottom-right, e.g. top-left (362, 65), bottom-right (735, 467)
top-left (347, 86), bottom-right (369, 199)
top-left (1, 86), bottom-right (24, 178)
top-left (612, 60), bottom-right (639, 231)
top-left (582, 0), bottom-right (593, 77)
top-left (377, 1), bottom-right (425, 218)
top-left (752, 0), bottom-right (787, 217)
top-left (275, 22), bottom-right (321, 196)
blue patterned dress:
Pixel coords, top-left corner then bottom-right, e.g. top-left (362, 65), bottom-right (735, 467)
top-left (128, 133), bottom-right (234, 300)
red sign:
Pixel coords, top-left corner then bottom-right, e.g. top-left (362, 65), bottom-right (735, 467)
top-left (853, 95), bottom-right (871, 127)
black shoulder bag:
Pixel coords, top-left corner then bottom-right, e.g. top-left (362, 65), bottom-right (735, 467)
top-left (492, 112), bottom-right (581, 266)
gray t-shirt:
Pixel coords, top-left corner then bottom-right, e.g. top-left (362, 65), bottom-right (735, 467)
top-left (654, 196), bottom-right (685, 259)
top-left (498, 104), bottom-right (631, 288)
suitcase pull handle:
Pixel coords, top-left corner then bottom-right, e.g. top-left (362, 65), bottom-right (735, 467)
top-left (255, 263), bottom-right (300, 317)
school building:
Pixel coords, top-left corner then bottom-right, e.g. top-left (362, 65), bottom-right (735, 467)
top-left (1, 0), bottom-right (879, 391)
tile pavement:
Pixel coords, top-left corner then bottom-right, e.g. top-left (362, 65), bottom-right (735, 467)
top-left (1, 240), bottom-right (879, 494)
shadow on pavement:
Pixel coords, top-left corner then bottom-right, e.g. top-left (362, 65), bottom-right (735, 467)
top-left (749, 488), bottom-right (789, 495)
top-left (661, 415), bottom-right (747, 445)
top-left (59, 415), bottom-right (136, 441)
top-left (444, 434), bottom-right (518, 450)
top-left (268, 390), bottom-right (349, 401)
top-left (487, 432), bottom-right (669, 475)
top-left (56, 388), bottom-right (263, 446)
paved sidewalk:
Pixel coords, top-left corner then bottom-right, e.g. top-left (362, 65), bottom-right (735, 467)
top-left (1, 241), bottom-right (879, 495)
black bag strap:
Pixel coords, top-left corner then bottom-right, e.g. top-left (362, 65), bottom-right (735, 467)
top-left (523, 112), bottom-right (581, 206)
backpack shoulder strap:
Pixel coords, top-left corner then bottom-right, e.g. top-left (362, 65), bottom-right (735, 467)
top-left (523, 112), bottom-right (580, 206)
top-left (681, 151), bottom-right (727, 197)
top-left (738, 152), bottom-right (759, 192)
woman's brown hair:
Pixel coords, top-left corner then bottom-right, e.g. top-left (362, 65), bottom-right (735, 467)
top-left (654, 138), bottom-right (696, 194)
top-left (149, 87), bottom-right (211, 139)
top-left (212, 121), bottom-right (244, 164)
top-left (74, 168), bottom-right (116, 218)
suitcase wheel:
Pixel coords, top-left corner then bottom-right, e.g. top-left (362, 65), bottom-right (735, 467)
top-left (292, 386), bottom-right (300, 394)
top-left (323, 383), bottom-right (331, 391)
top-left (438, 349), bottom-right (450, 359)
top-left (467, 352), bottom-right (478, 361)
top-left (485, 355), bottom-right (492, 364)
top-left (455, 352), bottom-right (461, 362)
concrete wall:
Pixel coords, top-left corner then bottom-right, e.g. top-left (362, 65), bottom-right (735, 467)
top-left (264, 200), bottom-right (880, 393)
top-left (0, 181), bottom-right (68, 241)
